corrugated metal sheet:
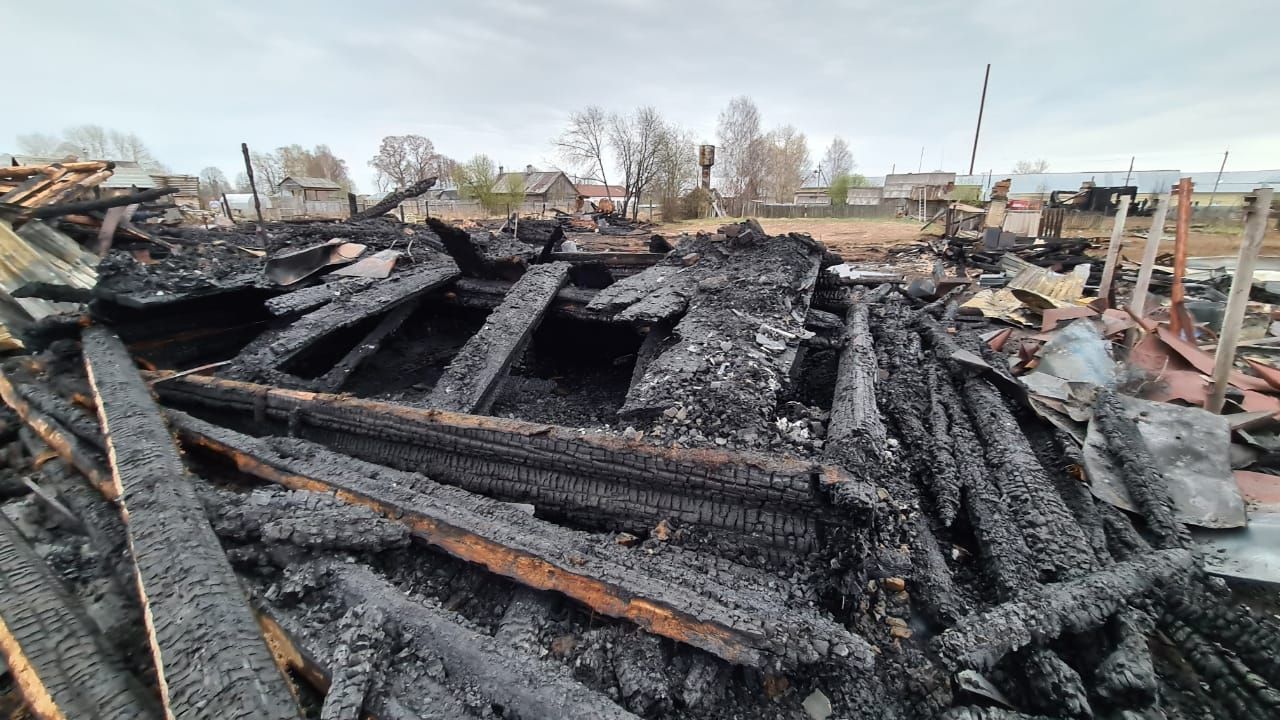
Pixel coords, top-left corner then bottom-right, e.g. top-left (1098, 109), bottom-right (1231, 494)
top-left (152, 174), bottom-right (200, 194)
top-left (3, 155), bottom-right (157, 189)
top-left (883, 172), bottom-right (956, 199)
top-left (0, 218), bottom-right (97, 322)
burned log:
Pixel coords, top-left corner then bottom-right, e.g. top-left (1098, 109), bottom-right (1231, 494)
top-left (826, 302), bottom-right (889, 471)
top-left (959, 376), bottom-right (1094, 581)
top-left (224, 255), bottom-right (459, 387)
top-left (80, 327), bottom-right (299, 720)
top-left (601, 226), bottom-right (825, 436)
top-left (427, 262), bottom-right (570, 414)
top-left (154, 373), bottom-right (871, 556)
top-left (348, 176), bottom-right (436, 222)
top-left (933, 548), bottom-right (1195, 672)
top-left (320, 561), bottom-right (641, 720)
top-left (0, 512), bottom-right (162, 720)
top-left (22, 186), bottom-right (179, 220)
top-left (311, 300), bottom-right (419, 393)
top-left (263, 277), bottom-right (377, 317)
top-left (318, 605), bottom-right (387, 720)
top-left (442, 277), bottom-right (611, 322)
top-left (200, 486), bottom-right (410, 552)
top-left (170, 411), bottom-right (872, 670)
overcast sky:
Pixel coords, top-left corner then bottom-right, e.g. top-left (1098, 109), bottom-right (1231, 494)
top-left (7, 1), bottom-right (1279, 192)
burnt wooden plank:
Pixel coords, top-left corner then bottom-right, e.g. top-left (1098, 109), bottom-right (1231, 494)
top-left (442, 277), bottom-right (611, 322)
top-left (0, 369), bottom-right (113, 498)
top-left (225, 256), bottom-right (459, 386)
top-left (428, 262), bottom-right (570, 414)
top-left (153, 374), bottom-right (873, 555)
top-left (312, 300), bottom-right (419, 393)
top-left (263, 278), bottom-right (377, 317)
top-left (0, 513), bottom-right (162, 720)
top-left (81, 326), bottom-right (300, 720)
top-left (170, 411), bottom-right (872, 671)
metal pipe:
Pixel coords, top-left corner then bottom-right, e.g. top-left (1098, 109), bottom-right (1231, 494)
top-left (1207, 188), bottom-right (1274, 413)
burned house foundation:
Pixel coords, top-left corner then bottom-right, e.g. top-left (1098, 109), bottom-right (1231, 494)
top-left (0, 198), bottom-right (1275, 720)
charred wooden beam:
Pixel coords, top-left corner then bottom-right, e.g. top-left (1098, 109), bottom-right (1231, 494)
top-left (320, 560), bottom-right (641, 720)
top-left (0, 369), bottom-right (113, 497)
top-left (428, 262), bottom-right (570, 414)
top-left (441, 277), bottom-right (611, 322)
top-left (0, 512), bottom-right (162, 720)
top-left (263, 278), bottom-right (377, 317)
top-left (153, 374), bottom-right (870, 555)
top-left (22, 186), bottom-right (179, 220)
top-left (348, 176), bottom-right (436, 222)
top-left (80, 327), bottom-right (300, 720)
top-left (933, 548), bottom-right (1195, 672)
top-left (312, 300), bottom-right (419, 393)
top-left (600, 228), bottom-right (824, 432)
top-left (826, 302), bottom-right (889, 471)
top-left (318, 605), bottom-right (387, 720)
top-left (200, 485), bottom-right (410, 552)
top-left (170, 411), bottom-right (872, 670)
top-left (224, 256), bottom-right (459, 387)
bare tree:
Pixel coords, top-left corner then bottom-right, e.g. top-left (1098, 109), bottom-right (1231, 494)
top-left (819, 137), bottom-right (854, 185)
top-left (763, 126), bottom-right (810, 203)
top-left (368, 135), bottom-right (450, 191)
top-left (266, 144), bottom-right (355, 192)
top-left (1013, 159), bottom-right (1050, 174)
top-left (198, 167), bottom-right (229, 203)
top-left (250, 152), bottom-right (283, 193)
top-left (233, 172), bottom-right (252, 193)
top-left (609, 107), bottom-right (668, 219)
top-left (716, 96), bottom-right (768, 212)
top-left (16, 132), bottom-right (62, 157)
top-left (652, 125), bottom-right (697, 208)
top-left (60, 125), bottom-right (111, 158)
top-left (558, 107), bottom-right (614, 200)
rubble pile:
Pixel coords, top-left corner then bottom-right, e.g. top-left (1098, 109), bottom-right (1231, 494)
top-left (0, 193), bottom-right (1277, 720)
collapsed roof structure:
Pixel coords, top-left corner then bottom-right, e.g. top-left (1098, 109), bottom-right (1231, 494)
top-left (0, 159), bottom-right (1276, 720)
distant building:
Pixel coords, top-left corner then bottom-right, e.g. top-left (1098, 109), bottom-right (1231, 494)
top-left (493, 166), bottom-right (578, 208)
top-left (794, 186), bottom-right (831, 205)
top-left (277, 176), bottom-right (343, 202)
top-left (955, 169), bottom-right (1280, 206)
top-left (575, 183), bottom-right (626, 204)
top-left (150, 174), bottom-right (200, 207)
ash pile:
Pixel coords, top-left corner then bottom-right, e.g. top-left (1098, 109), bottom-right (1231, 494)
top-left (0, 194), bottom-right (1276, 719)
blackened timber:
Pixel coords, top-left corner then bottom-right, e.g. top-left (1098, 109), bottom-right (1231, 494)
top-left (443, 277), bottom-right (611, 322)
top-left (0, 369), bottom-right (113, 497)
top-left (826, 303), bottom-right (888, 470)
top-left (318, 606), bottom-right (387, 720)
top-left (225, 255), bottom-right (459, 386)
top-left (609, 229), bottom-right (825, 428)
top-left (170, 411), bottom-right (873, 670)
top-left (312, 300), bottom-right (418, 393)
top-left (263, 278), bottom-right (377, 317)
top-left (348, 176), bottom-right (436, 222)
top-left (320, 561), bottom-right (641, 720)
top-left (154, 374), bottom-right (872, 555)
top-left (80, 327), bottom-right (300, 720)
top-left (428, 262), bottom-right (570, 414)
top-left (933, 548), bottom-right (1195, 672)
top-left (0, 513), bottom-right (162, 720)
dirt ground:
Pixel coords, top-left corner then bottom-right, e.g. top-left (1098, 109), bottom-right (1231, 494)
top-left (576, 214), bottom-right (1280, 267)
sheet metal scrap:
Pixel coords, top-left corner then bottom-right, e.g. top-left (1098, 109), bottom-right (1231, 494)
top-left (1084, 394), bottom-right (1246, 529)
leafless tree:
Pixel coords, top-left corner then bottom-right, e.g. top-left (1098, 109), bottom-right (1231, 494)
top-left (651, 125), bottom-right (697, 207)
top-left (198, 167), bottom-right (229, 203)
top-left (609, 107), bottom-right (668, 219)
top-left (265, 144), bottom-right (356, 192)
top-left (819, 137), bottom-right (854, 185)
top-left (715, 96), bottom-right (768, 212)
top-left (233, 172), bottom-right (252, 193)
top-left (1013, 159), bottom-right (1050, 174)
top-left (15, 132), bottom-right (62, 156)
top-left (368, 135), bottom-right (451, 191)
top-left (250, 152), bottom-right (283, 193)
top-left (763, 126), bottom-right (811, 203)
top-left (557, 107), bottom-right (614, 200)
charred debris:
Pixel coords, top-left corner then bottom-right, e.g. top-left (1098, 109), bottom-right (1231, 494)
top-left (0, 162), bottom-right (1278, 719)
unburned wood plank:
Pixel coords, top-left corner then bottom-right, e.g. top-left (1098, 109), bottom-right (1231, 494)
top-left (81, 326), bottom-right (300, 720)
top-left (427, 261), bottom-right (570, 413)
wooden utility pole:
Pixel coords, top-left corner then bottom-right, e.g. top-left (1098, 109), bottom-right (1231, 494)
top-left (1207, 188), bottom-right (1274, 413)
top-left (968, 63), bottom-right (991, 175)
top-left (240, 143), bottom-right (263, 224)
top-left (220, 192), bottom-right (234, 220)
top-left (1097, 195), bottom-right (1131, 308)
top-left (1130, 191), bottom-right (1171, 316)
top-left (1123, 156), bottom-right (1134, 187)
top-left (348, 192), bottom-right (358, 218)
top-left (1207, 149), bottom-right (1229, 209)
